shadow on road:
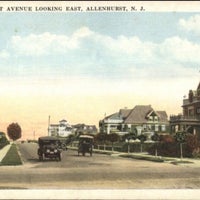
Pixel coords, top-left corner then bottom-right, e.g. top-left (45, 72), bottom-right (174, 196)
top-left (0, 186), bottom-right (27, 189)
top-left (27, 158), bottom-right (61, 163)
top-left (26, 158), bottom-right (40, 163)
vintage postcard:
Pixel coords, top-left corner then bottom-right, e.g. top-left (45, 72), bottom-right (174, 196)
top-left (0, 1), bottom-right (200, 199)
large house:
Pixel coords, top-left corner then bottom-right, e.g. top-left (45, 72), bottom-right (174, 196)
top-left (48, 119), bottom-right (72, 137)
top-left (72, 124), bottom-right (98, 136)
top-left (170, 82), bottom-right (200, 138)
top-left (48, 119), bottom-right (97, 137)
top-left (99, 105), bottom-right (169, 136)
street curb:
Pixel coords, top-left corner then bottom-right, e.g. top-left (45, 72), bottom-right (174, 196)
top-left (67, 146), bottom-right (200, 164)
top-left (0, 144), bottom-right (11, 162)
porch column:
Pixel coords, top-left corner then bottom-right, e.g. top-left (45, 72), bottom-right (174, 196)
top-left (193, 127), bottom-right (196, 135)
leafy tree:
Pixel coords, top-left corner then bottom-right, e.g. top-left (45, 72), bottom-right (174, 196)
top-left (65, 134), bottom-right (76, 145)
top-left (95, 133), bottom-right (107, 150)
top-left (95, 133), bottom-right (107, 144)
top-left (137, 134), bottom-right (147, 152)
top-left (124, 132), bottom-right (137, 153)
top-left (107, 133), bottom-right (120, 151)
top-left (151, 133), bottom-right (160, 157)
top-left (7, 123), bottom-right (22, 141)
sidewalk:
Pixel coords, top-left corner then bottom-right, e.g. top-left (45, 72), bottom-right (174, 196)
top-left (68, 146), bottom-right (200, 164)
top-left (0, 144), bottom-right (11, 162)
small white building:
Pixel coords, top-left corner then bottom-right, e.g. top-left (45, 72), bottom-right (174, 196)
top-left (48, 119), bottom-right (72, 137)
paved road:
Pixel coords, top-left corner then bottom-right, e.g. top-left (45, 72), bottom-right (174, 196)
top-left (1, 142), bottom-right (200, 189)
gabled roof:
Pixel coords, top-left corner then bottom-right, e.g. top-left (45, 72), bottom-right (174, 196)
top-left (146, 110), bottom-right (159, 118)
top-left (73, 124), bottom-right (97, 132)
top-left (73, 124), bottom-right (85, 128)
top-left (104, 112), bottom-right (122, 120)
top-left (119, 109), bottom-right (132, 119)
top-left (60, 119), bottom-right (67, 123)
top-left (103, 105), bottom-right (168, 124)
top-left (197, 82), bottom-right (200, 90)
top-left (124, 105), bottom-right (153, 124)
top-left (156, 111), bottom-right (168, 122)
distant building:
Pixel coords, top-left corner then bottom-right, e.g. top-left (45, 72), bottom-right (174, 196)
top-left (170, 82), bottom-right (200, 138)
top-left (48, 119), bottom-right (72, 137)
top-left (99, 105), bottom-right (169, 135)
top-left (72, 124), bottom-right (98, 135)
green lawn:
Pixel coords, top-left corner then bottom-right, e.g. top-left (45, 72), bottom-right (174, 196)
top-left (1, 144), bottom-right (22, 166)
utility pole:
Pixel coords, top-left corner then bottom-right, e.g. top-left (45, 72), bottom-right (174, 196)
top-left (48, 115), bottom-right (51, 136)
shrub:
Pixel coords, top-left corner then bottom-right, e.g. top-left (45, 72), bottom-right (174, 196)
top-left (185, 134), bottom-right (200, 157)
top-left (160, 134), bottom-right (175, 143)
top-left (122, 142), bottom-right (154, 153)
top-left (148, 134), bottom-right (200, 158)
top-left (148, 134), bottom-right (178, 157)
top-left (0, 133), bottom-right (9, 150)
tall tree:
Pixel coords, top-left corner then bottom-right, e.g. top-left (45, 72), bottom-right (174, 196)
top-left (7, 123), bottom-right (22, 141)
top-left (151, 133), bottom-right (160, 157)
top-left (137, 134), bottom-right (147, 153)
top-left (107, 133), bottom-right (119, 152)
top-left (95, 133), bottom-right (107, 150)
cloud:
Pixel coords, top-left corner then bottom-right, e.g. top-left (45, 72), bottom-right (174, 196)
top-left (159, 36), bottom-right (200, 63)
top-left (1, 25), bottom-right (199, 82)
top-left (179, 15), bottom-right (200, 34)
top-left (10, 27), bottom-right (93, 56)
top-left (8, 25), bottom-right (200, 65)
top-left (0, 50), bottom-right (9, 59)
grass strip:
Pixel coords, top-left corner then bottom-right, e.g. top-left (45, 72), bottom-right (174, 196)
top-left (1, 144), bottom-right (22, 165)
top-left (120, 154), bottom-right (164, 162)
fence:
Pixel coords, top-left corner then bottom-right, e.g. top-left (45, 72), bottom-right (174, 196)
top-left (71, 141), bottom-right (154, 153)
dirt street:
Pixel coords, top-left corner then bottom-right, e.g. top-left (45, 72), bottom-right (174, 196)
top-left (1, 142), bottom-right (200, 189)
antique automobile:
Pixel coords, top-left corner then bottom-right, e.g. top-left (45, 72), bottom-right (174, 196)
top-left (78, 135), bottom-right (94, 156)
top-left (37, 136), bottom-right (62, 161)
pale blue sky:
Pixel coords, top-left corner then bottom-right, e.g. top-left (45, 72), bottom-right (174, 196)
top-left (0, 12), bottom-right (199, 81)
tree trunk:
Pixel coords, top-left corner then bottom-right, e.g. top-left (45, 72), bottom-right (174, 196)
top-left (128, 143), bottom-right (130, 154)
top-left (112, 142), bottom-right (114, 152)
top-left (155, 143), bottom-right (157, 157)
top-left (180, 143), bottom-right (183, 160)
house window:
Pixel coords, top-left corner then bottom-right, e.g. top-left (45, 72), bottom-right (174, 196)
top-left (143, 124), bottom-right (147, 130)
top-left (188, 109), bottom-right (194, 116)
top-left (154, 116), bottom-right (158, 121)
top-left (155, 125), bottom-right (159, 131)
top-left (161, 125), bottom-right (166, 132)
top-left (197, 108), bottom-right (200, 114)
